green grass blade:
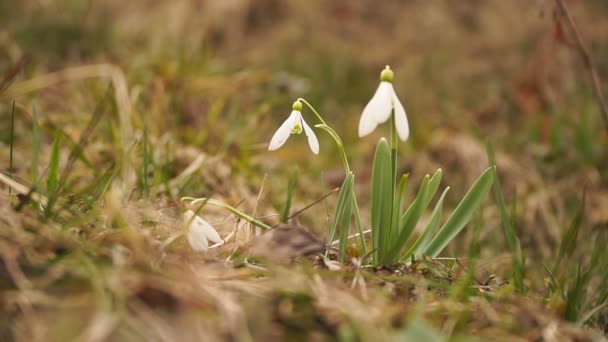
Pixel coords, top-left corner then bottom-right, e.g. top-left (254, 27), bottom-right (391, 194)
top-left (370, 138), bottom-right (393, 265)
top-left (399, 320), bottom-right (445, 342)
top-left (184, 197), bottom-right (272, 231)
top-left (9, 100), bottom-right (15, 195)
top-left (281, 168), bottom-right (299, 224)
top-left (45, 131), bottom-right (62, 217)
top-left (46, 123), bottom-right (99, 176)
top-left (32, 103), bottom-right (40, 186)
top-left (565, 261), bottom-right (587, 322)
top-left (577, 301), bottom-right (608, 326)
top-left (423, 166), bottom-right (494, 257)
top-left (87, 166), bottom-right (118, 209)
top-left (58, 85), bottom-right (112, 184)
top-left (553, 191), bottom-right (585, 276)
top-left (142, 123), bottom-right (149, 196)
top-left (486, 143), bottom-right (525, 292)
top-left (543, 263), bottom-right (566, 299)
top-left (593, 234), bottom-right (608, 311)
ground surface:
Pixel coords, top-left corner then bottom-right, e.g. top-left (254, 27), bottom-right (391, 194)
top-left (1, 1), bottom-right (608, 341)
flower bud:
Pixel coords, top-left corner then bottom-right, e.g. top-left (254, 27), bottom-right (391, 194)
top-left (380, 65), bottom-right (394, 82)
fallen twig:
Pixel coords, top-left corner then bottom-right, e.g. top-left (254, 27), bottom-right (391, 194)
top-left (272, 187), bottom-right (341, 228)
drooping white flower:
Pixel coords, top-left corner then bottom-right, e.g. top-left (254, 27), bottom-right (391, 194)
top-left (268, 100), bottom-right (319, 154)
top-left (183, 210), bottom-right (223, 252)
top-left (358, 65), bottom-right (409, 141)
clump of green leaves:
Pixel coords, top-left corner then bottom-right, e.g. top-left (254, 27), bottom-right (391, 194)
top-left (369, 138), bottom-right (495, 265)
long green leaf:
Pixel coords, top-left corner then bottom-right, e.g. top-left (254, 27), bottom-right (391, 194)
top-left (338, 177), bottom-right (354, 262)
top-left (351, 193), bottom-right (368, 255)
top-left (402, 169), bottom-right (442, 234)
top-left (326, 173), bottom-right (354, 258)
top-left (385, 169), bottom-right (442, 262)
top-left (393, 173), bottom-right (409, 243)
top-left (423, 166), bottom-right (495, 257)
top-left (403, 187), bottom-right (450, 260)
top-left (385, 174), bottom-right (428, 261)
top-left (370, 138), bottom-right (393, 265)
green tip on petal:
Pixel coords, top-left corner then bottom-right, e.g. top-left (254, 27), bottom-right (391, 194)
top-left (380, 65), bottom-right (393, 82)
top-left (291, 123), bottom-right (302, 134)
top-left (292, 100), bottom-right (303, 111)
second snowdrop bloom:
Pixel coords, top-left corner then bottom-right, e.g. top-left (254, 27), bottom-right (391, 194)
top-left (184, 210), bottom-right (223, 252)
top-left (358, 66), bottom-right (409, 141)
top-left (268, 100), bottom-right (320, 154)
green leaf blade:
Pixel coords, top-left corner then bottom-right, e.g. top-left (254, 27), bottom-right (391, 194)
top-left (281, 168), bottom-right (299, 224)
top-left (338, 177), bottom-right (354, 262)
top-left (370, 138), bottom-right (393, 265)
top-left (326, 173), bottom-right (354, 260)
top-left (385, 169), bottom-right (443, 263)
top-left (423, 166), bottom-right (495, 257)
top-left (403, 186), bottom-right (450, 260)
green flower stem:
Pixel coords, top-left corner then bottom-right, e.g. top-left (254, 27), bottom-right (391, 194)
top-left (297, 98), bottom-right (327, 125)
top-left (297, 98), bottom-right (352, 174)
top-left (181, 197), bottom-right (272, 231)
top-left (390, 109), bottom-right (398, 175)
top-left (314, 124), bottom-right (351, 174)
top-left (389, 110), bottom-right (398, 243)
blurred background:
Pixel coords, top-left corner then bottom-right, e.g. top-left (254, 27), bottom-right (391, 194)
top-left (1, 0), bottom-right (608, 339)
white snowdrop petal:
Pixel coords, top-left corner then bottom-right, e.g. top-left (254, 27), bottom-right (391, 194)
top-left (301, 118), bottom-right (320, 155)
top-left (374, 82), bottom-right (395, 123)
top-left (183, 210), bottom-right (196, 222)
top-left (358, 109), bottom-right (379, 137)
top-left (184, 210), bottom-right (223, 251)
top-left (392, 94), bottom-right (410, 141)
top-left (198, 217), bottom-right (222, 244)
top-left (268, 110), bottom-right (298, 151)
top-left (359, 82), bottom-right (392, 137)
top-left (187, 222), bottom-right (209, 251)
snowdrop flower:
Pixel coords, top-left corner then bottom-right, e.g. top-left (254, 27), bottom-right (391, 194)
top-left (358, 65), bottom-right (409, 141)
top-left (183, 210), bottom-right (223, 252)
top-left (268, 100), bottom-right (319, 154)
